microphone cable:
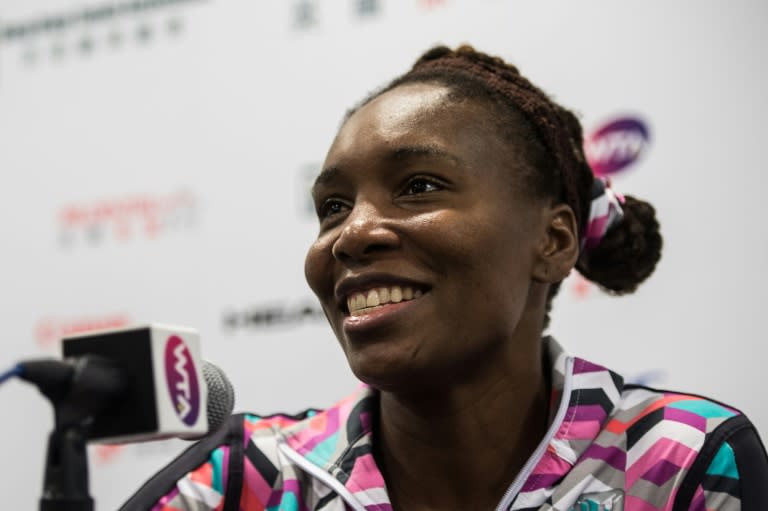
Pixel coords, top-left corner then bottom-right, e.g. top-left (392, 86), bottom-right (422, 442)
top-left (0, 363), bottom-right (22, 385)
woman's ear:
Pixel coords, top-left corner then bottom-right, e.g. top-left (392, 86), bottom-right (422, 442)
top-left (531, 204), bottom-right (579, 283)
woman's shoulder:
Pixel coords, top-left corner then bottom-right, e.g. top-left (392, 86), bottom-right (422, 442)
top-left (118, 408), bottom-right (324, 511)
top-left (548, 346), bottom-right (767, 508)
top-left (610, 384), bottom-right (768, 508)
top-left (614, 384), bottom-right (745, 438)
top-left (119, 387), bottom-right (376, 511)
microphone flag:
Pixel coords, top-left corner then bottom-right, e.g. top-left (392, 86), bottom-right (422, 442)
top-left (62, 324), bottom-right (209, 443)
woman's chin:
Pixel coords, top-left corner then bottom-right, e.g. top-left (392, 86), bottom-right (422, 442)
top-left (347, 352), bottom-right (446, 395)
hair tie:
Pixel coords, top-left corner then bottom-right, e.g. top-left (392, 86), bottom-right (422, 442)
top-left (581, 178), bottom-right (625, 252)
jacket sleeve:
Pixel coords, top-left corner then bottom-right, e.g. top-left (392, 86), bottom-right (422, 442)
top-left (674, 415), bottom-right (768, 510)
top-left (119, 413), bottom-right (245, 511)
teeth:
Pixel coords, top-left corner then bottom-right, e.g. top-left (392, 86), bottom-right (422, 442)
top-left (346, 285), bottom-right (424, 316)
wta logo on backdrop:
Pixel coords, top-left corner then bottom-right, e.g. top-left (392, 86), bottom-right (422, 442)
top-left (584, 116), bottom-right (650, 177)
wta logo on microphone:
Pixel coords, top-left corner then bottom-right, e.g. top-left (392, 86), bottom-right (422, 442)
top-left (164, 335), bottom-right (200, 426)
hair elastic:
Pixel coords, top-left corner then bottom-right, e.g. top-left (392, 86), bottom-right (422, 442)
top-left (581, 178), bottom-right (625, 252)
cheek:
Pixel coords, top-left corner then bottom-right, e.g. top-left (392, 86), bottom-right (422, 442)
top-left (304, 236), bottom-right (334, 298)
top-left (418, 209), bottom-right (536, 314)
top-left (416, 209), bottom-right (527, 272)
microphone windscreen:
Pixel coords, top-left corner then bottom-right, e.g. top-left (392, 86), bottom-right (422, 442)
top-left (202, 361), bottom-right (235, 433)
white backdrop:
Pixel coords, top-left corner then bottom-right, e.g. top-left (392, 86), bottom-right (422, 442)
top-left (1, 1), bottom-right (766, 509)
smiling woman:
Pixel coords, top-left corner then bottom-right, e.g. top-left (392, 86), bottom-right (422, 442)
top-left (123, 46), bottom-right (768, 511)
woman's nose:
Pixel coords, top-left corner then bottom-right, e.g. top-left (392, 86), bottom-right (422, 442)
top-left (331, 201), bottom-right (399, 264)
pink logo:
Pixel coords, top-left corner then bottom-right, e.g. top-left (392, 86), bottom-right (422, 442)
top-left (585, 117), bottom-right (650, 176)
top-left (35, 315), bottom-right (130, 349)
top-left (164, 335), bottom-right (200, 426)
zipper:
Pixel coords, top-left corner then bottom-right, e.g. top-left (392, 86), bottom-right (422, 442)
top-left (278, 441), bottom-right (368, 511)
top-left (493, 356), bottom-right (575, 511)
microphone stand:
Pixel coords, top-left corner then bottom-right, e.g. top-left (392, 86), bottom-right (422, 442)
top-left (40, 422), bottom-right (93, 511)
top-left (21, 357), bottom-right (125, 511)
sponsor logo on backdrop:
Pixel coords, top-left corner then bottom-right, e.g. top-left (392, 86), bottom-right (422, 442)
top-left (356, 0), bottom-right (381, 16)
top-left (92, 435), bottom-right (186, 465)
top-left (419, 0), bottom-right (447, 8)
top-left (293, 0), bottom-right (319, 29)
top-left (627, 369), bottom-right (667, 387)
top-left (92, 444), bottom-right (125, 465)
top-left (567, 273), bottom-right (593, 300)
top-left (35, 314), bottom-right (131, 349)
top-left (0, 0), bottom-right (202, 68)
top-left (298, 162), bottom-right (322, 219)
top-left (585, 116), bottom-right (651, 177)
top-left (293, 0), bottom-right (445, 29)
top-left (58, 190), bottom-right (199, 247)
top-left (164, 335), bottom-right (200, 426)
top-left (223, 300), bottom-right (325, 331)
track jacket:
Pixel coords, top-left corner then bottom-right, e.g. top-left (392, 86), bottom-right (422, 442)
top-left (122, 338), bottom-right (768, 510)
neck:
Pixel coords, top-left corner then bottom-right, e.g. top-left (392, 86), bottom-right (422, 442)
top-left (374, 336), bottom-right (550, 511)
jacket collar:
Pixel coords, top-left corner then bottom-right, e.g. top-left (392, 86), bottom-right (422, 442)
top-left (516, 338), bottom-right (625, 501)
top-left (281, 338), bottom-right (624, 509)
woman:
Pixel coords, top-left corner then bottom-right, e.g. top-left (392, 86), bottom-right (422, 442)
top-left (124, 46), bottom-right (767, 511)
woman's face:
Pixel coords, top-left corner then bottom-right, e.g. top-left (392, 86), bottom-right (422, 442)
top-left (304, 82), bottom-right (553, 390)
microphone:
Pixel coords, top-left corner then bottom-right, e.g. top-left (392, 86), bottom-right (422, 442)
top-left (18, 324), bottom-right (234, 443)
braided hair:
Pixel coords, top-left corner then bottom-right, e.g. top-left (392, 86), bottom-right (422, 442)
top-left (346, 45), bottom-right (662, 327)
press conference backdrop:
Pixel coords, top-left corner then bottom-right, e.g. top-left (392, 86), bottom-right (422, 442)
top-left (1, 0), bottom-right (765, 508)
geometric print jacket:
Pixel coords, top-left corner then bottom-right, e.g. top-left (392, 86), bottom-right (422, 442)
top-left (121, 338), bottom-right (768, 511)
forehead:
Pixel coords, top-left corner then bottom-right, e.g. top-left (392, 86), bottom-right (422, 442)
top-left (326, 82), bottom-right (504, 168)
top-left (343, 83), bottom-right (455, 141)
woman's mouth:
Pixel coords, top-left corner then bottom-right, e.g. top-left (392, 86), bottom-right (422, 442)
top-left (346, 285), bottom-right (424, 317)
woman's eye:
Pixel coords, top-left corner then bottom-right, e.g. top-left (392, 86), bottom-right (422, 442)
top-left (318, 199), bottom-right (348, 219)
top-left (404, 177), bottom-right (442, 195)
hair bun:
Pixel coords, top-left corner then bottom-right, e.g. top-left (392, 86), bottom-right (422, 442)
top-left (576, 195), bottom-right (662, 294)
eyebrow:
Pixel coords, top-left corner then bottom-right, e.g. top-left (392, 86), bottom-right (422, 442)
top-left (311, 166), bottom-right (342, 196)
top-left (388, 144), bottom-right (461, 164)
top-left (311, 144), bottom-right (461, 194)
